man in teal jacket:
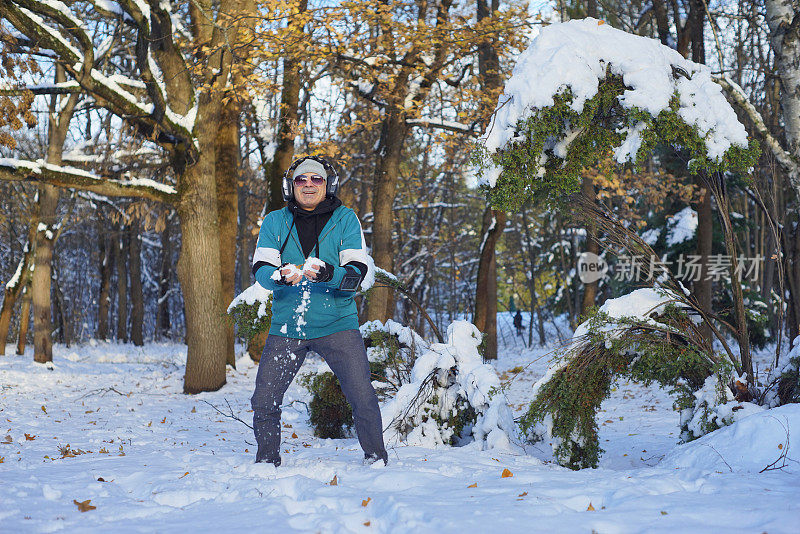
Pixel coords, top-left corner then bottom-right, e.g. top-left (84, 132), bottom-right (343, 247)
top-left (250, 155), bottom-right (388, 467)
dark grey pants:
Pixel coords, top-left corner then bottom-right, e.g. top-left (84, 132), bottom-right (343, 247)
top-left (250, 329), bottom-right (387, 465)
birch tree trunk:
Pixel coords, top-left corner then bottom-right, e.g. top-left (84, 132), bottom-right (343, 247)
top-left (767, 0), bottom-right (800, 201)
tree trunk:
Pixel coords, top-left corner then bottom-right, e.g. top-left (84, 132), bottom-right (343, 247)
top-left (472, 0), bottom-right (504, 358)
top-left (215, 100), bottom-right (240, 367)
top-left (17, 287), bottom-right (30, 355)
top-left (237, 184), bottom-right (251, 293)
top-left (32, 64), bottom-right (79, 363)
top-left (52, 265), bottom-right (69, 346)
top-left (474, 208), bottom-right (506, 360)
top-left (694, 183), bottom-right (714, 344)
top-left (156, 220), bottom-right (172, 339)
top-left (97, 223), bottom-right (112, 340)
top-left (266, 0), bottom-right (307, 213)
top-left (579, 176), bottom-right (599, 319)
top-left (32, 184), bottom-right (58, 363)
top-left (0, 226), bottom-right (35, 355)
top-left (366, 110), bottom-right (408, 322)
top-left (116, 222), bottom-right (129, 343)
top-left (129, 218), bottom-right (144, 346)
top-left (178, 94), bottom-right (228, 394)
top-left (767, 0), bottom-right (800, 202)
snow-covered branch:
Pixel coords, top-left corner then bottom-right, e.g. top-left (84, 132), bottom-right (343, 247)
top-left (406, 118), bottom-right (477, 135)
top-left (0, 158), bottom-right (178, 204)
top-left (714, 75), bottom-right (800, 182)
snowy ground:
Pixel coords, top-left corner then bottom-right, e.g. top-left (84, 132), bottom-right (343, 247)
top-left (2, 333), bottom-right (799, 533)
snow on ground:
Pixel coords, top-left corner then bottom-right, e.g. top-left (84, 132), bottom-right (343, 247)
top-left (1, 333), bottom-right (799, 533)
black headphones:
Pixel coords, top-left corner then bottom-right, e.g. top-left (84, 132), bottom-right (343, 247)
top-left (282, 156), bottom-right (340, 202)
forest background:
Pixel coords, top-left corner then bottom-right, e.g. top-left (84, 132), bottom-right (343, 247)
top-left (1, 0), bottom-right (798, 394)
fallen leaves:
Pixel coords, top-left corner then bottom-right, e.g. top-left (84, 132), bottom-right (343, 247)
top-left (361, 497), bottom-right (371, 507)
top-left (24, 433), bottom-right (35, 441)
top-left (587, 503), bottom-right (596, 511)
top-left (467, 483), bottom-right (477, 488)
top-left (41, 406), bottom-right (46, 414)
top-left (501, 468), bottom-right (513, 478)
top-left (2, 434), bottom-right (13, 444)
top-left (0, 456), bottom-right (4, 463)
top-left (73, 499), bottom-right (96, 512)
top-left (191, 407), bottom-right (196, 413)
top-left (518, 492), bottom-right (527, 497)
top-left (363, 521), bottom-right (371, 527)
top-left (291, 432), bottom-right (298, 439)
top-left (329, 475), bottom-right (338, 486)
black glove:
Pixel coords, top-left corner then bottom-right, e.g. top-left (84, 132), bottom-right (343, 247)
top-left (274, 263), bottom-right (293, 285)
top-left (310, 261), bottom-right (334, 283)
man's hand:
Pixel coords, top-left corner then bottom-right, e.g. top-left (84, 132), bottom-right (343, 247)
top-left (278, 264), bottom-right (303, 285)
top-left (303, 258), bottom-right (334, 282)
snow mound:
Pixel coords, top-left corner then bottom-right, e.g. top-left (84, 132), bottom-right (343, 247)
top-left (661, 404), bottom-right (800, 473)
top-left (481, 18), bottom-right (748, 185)
top-left (380, 321), bottom-right (518, 451)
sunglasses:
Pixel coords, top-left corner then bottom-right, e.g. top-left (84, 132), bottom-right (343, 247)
top-left (293, 174), bottom-right (325, 186)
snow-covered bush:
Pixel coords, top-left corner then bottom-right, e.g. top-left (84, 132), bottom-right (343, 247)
top-left (299, 371), bottom-right (353, 439)
top-left (777, 337), bottom-right (800, 405)
top-left (473, 18), bottom-right (758, 211)
top-left (227, 284), bottom-right (272, 360)
top-left (361, 319), bottom-right (429, 399)
top-left (381, 321), bottom-right (517, 450)
top-left (678, 372), bottom-right (764, 442)
top-left (521, 288), bottom-right (726, 469)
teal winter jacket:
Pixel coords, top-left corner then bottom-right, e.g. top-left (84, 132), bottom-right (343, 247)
top-left (252, 205), bottom-right (369, 339)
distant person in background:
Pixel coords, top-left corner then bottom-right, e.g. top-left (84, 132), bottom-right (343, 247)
top-left (249, 155), bottom-right (388, 467)
top-left (513, 310), bottom-right (524, 337)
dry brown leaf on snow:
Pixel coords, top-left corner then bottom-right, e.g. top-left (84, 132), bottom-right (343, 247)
top-left (41, 406), bottom-right (46, 414)
top-left (362, 498), bottom-right (371, 507)
top-left (179, 472), bottom-right (190, 479)
top-left (501, 469), bottom-right (513, 478)
top-left (24, 433), bottom-right (35, 441)
top-left (468, 483), bottom-right (477, 488)
top-left (191, 407), bottom-right (196, 413)
top-left (74, 499), bottom-right (96, 512)
top-left (587, 503), bottom-right (596, 511)
top-left (518, 492), bottom-right (527, 497)
top-left (2, 434), bottom-right (12, 444)
top-left (363, 522), bottom-right (371, 526)
top-left (329, 475), bottom-right (338, 486)
top-left (291, 432), bottom-right (298, 439)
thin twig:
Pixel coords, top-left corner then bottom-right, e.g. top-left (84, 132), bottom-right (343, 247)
top-left (202, 399), bottom-right (254, 430)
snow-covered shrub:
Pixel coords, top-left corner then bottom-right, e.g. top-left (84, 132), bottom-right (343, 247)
top-left (521, 288), bottom-right (722, 469)
top-left (227, 284), bottom-right (272, 360)
top-left (381, 321), bottom-right (517, 450)
top-left (473, 18), bottom-right (758, 211)
top-left (777, 337), bottom-right (800, 406)
top-left (299, 371), bottom-right (353, 439)
top-left (677, 371), bottom-right (764, 442)
top-left (361, 319), bottom-right (429, 399)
